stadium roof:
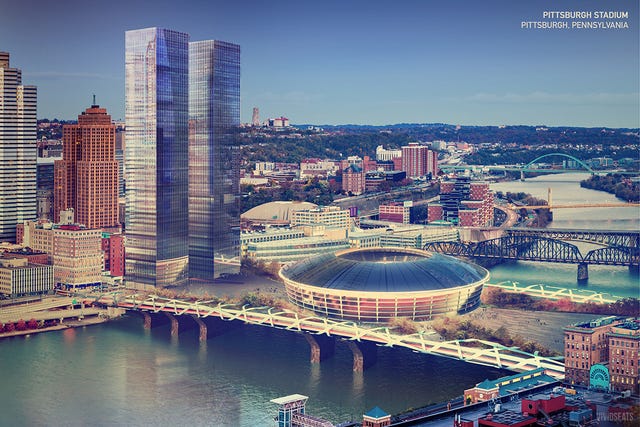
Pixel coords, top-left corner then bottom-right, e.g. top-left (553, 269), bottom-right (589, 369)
top-left (281, 248), bottom-right (488, 292)
top-left (241, 201), bottom-right (317, 222)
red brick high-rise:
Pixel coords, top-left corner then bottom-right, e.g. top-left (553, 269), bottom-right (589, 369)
top-left (54, 104), bottom-right (118, 229)
top-left (401, 142), bottom-right (438, 178)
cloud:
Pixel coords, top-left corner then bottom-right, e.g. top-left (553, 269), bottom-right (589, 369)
top-left (464, 91), bottom-right (639, 105)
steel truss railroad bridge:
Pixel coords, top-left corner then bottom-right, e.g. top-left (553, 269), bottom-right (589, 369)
top-left (424, 229), bottom-right (640, 282)
top-left (95, 293), bottom-right (565, 379)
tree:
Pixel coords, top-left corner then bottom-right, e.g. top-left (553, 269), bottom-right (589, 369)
top-left (5, 322), bottom-right (15, 332)
top-left (16, 319), bottom-right (27, 331)
top-left (27, 318), bottom-right (38, 330)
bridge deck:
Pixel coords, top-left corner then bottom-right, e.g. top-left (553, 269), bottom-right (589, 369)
top-left (96, 294), bottom-right (565, 379)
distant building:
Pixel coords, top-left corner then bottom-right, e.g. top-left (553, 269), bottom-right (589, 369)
top-left (343, 164), bottom-right (365, 195)
top-left (365, 170), bottom-right (406, 192)
top-left (54, 104), bottom-right (119, 229)
top-left (300, 158), bottom-right (339, 178)
top-left (0, 257), bottom-right (53, 298)
top-left (268, 116), bottom-right (290, 127)
top-left (428, 177), bottom-right (493, 227)
top-left (291, 206), bottom-right (351, 231)
top-left (0, 52), bottom-right (37, 242)
top-left (251, 107), bottom-right (260, 126)
top-left (379, 201), bottom-right (412, 224)
top-left (401, 142), bottom-right (438, 178)
top-left (375, 145), bottom-right (401, 162)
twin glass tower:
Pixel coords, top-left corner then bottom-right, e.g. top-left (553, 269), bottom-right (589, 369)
top-left (124, 28), bottom-right (240, 289)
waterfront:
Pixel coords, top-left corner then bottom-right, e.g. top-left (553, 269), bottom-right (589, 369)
top-left (0, 316), bottom-right (507, 426)
top-left (490, 173), bottom-right (639, 298)
top-left (0, 173), bottom-right (638, 426)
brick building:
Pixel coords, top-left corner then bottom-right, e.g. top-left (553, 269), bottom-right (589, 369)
top-left (564, 316), bottom-right (617, 387)
top-left (608, 319), bottom-right (640, 394)
top-left (564, 316), bottom-right (639, 394)
top-left (101, 232), bottom-right (125, 278)
top-left (342, 164), bottom-right (365, 195)
top-left (428, 178), bottom-right (494, 227)
top-left (52, 225), bottom-right (103, 289)
top-left (54, 104), bottom-right (118, 229)
top-left (379, 202), bottom-right (412, 224)
top-left (401, 142), bottom-right (438, 178)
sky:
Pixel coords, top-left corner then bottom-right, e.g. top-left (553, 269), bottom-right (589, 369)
top-left (1, 0), bottom-right (638, 127)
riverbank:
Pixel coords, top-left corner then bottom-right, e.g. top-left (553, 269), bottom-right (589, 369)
top-left (461, 306), bottom-right (596, 353)
top-left (0, 315), bottom-right (112, 339)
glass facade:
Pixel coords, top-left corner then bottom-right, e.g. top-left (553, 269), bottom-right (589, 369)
top-left (188, 40), bottom-right (240, 279)
top-left (125, 28), bottom-right (190, 289)
top-left (0, 52), bottom-right (37, 242)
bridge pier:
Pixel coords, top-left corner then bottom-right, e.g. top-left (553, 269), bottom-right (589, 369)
top-left (164, 313), bottom-right (180, 337)
top-left (192, 316), bottom-right (208, 342)
top-left (142, 312), bottom-right (152, 330)
top-left (520, 170), bottom-right (525, 181)
top-left (305, 334), bottom-right (336, 363)
top-left (577, 263), bottom-right (589, 283)
top-left (347, 341), bottom-right (377, 372)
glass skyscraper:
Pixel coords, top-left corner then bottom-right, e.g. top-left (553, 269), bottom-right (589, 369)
top-left (0, 52), bottom-right (37, 242)
top-left (125, 28), bottom-right (190, 289)
top-left (189, 40), bottom-right (240, 279)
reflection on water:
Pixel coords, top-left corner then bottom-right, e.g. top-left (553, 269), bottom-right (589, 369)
top-left (0, 316), bottom-right (508, 426)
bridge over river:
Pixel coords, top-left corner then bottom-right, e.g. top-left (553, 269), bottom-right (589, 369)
top-left (425, 228), bottom-right (640, 282)
top-left (92, 293), bottom-right (565, 379)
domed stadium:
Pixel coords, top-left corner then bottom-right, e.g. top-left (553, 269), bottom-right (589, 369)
top-left (241, 201), bottom-right (318, 227)
top-left (279, 247), bottom-right (489, 322)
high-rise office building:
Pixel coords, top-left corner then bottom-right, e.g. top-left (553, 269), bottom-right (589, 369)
top-left (54, 104), bottom-right (118, 229)
top-left (189, 40), bottom-right (241, 279)
top-left (125, 28), bottom-right (190, 289)
top-left (0, 52), bottom-right (37, 242)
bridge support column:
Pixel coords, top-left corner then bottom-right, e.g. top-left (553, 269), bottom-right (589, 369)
top-left (192, 316), bottom-right (208, 342)
top-left (142, 312), bottom-right (152, 330)
top-left (164, 313), bottom-right (179, 337)
top-left (577, 263), bottom-right (589, 283)
top-left (305, 334), bottom-right (336, 363)
top-left (520, 170), bottom-right (525, 181)
top-left (347, 341), bottom-right (377, 372)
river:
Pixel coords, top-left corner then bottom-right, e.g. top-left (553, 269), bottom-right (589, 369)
top-left (490, 173), bottom-right (639, 298)
top-left (0, 173), bottom-right (637, 426)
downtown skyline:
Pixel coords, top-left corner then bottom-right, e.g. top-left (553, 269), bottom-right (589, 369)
top-left (1, 0), bottom-right (639, 128)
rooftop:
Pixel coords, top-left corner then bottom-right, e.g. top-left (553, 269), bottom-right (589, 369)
top-left (479, 410), bottom-right (536, 426)
top-left (364, 406), bottom-right (389, 419)
top-left (281, 247), bottom-right (489, 292)
top-left (270, 394), bottom-right (308, 405)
